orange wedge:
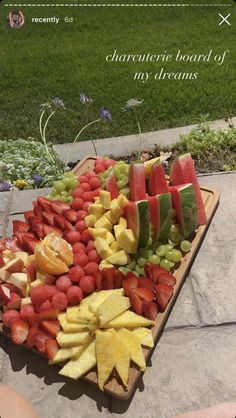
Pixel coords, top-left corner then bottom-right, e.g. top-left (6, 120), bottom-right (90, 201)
top-left (43, 233), bottom-right (73, 266)
top-left (35, 245), bottom-right (69, 276)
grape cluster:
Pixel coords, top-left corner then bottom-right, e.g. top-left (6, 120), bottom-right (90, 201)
top-left (99, 160), bottom-right (130, 198)
top-left (47, 172), bottom-right (79, 203)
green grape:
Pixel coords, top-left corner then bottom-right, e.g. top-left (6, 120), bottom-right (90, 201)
top-left (51, 189), bottom-right (58, 197)
top-left (70, 179), bottom-right (79, 189)
top-left (46, 195), bottom-right (52, 200)
top-left (66, 196), bottom-right (73, 203)
top-left (64, 171), bottom-right (74, 178)
top-left (160, 259), bottom-right (171, 271)
top-left (120, 187), bottom-right (130, 196)
top-left (135, 265), bottom-right (144, 276)
top-left (114, 167), bottom-right (120, 179)
top-left (54, 181), bottom-right (66, 192)
top-left (156, 245), bottom-right (167, 257)
top-left (119, 174), bottom-right (128, 185)
top-left (165, 244), bottom-right (174, 251)
top-left (61, 191), bottom-right (68, 198)
top-left (139, 248), bottom-right (149, 258)
top-left (118, 165), bottom-right (127, 174)
top-left (118, 267), bottom-right (130, 276)
top-left (166, 249), bottom-right (182, 263)
top-left (52, 194), bottom-right (61, 200)
top-left (126, 261), bottom-right (136, 270)
top-left (137, 257), bottom-right (147, 267)
top-left (169, 261), bottom-right (175, 268)
top-left (117, 180), bottom-right (124, 189)
top-left (169, 231), bottom-right (183, 244)
top-left (180, 240), bottom-right (192, 253)
top-left (148, 250), bottom-right (153, 257)
top-left (59, 196), bottom-right (67, 202)
top-left (132, 270), bottom-right (139, 277)
top-left (148, 254), bottom-right (160, 265)
top-left (63, 177), bottom-right (73, 189)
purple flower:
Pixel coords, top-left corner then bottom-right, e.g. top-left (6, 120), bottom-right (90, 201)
top-left (80, 94), bottom-right (92, 104)
top-left (0, 181), bottom-right (11, 192)
top-left (32, 174), bottom-right (43, 184)
top-left (100, 107), bottom-right (112, 122)
top-left (51, 97), bottom-right (65, 107)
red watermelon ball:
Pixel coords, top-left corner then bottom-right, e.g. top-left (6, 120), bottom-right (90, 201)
top-left (71, 198), bottom-right (84, 211)
top-left (73, 252), bottom-right (88, 266)
top-left (66, 286), bottom-right (83, 305)
top-left (81, 229), bottom-right (92, 244)
top-left (65, 231), bottom-right (81, 245)
top-left (56, 275), bottom-right (72, 293)
top-left (79, 275), bottom-right (95, 294)
top-left (51, 292), bottom-right (68, 311)
top-left (71, 187), bottom-right (84, 199)
top-left (75, 220), bottom-right (86, 233)
top-left (68, 266), bottom-right (85, 283)
top-left (72, 242), bottom-right (86, 254)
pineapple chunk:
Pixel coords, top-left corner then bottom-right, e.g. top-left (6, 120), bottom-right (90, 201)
top-left (106, 231), bottom-right (115, 245)
top-left (99, 260), bottom-right (114, 270)
top-left (97, 294), bottom-right (130, 326)
top-left (94, 215), bottom-right (112, 231)
top-left (109, 329), bottom-right (130, 386)
top-left (20, 297), bottom-right (31, 308)
top-left (15, 251), bottom-right (28, 265)
top-left (110, 199), bottom-right (123, 218)
top-left (66, 305), bottom-right (97, 324)
top-left (117, 229), bottom-right (138, 254)
top-left (85, 215), bottom-right (97, 227)
top-left (117, 193), bottom-right (129, 208)
top-left (50, 346), bottom-right (84, 364)
top-left (118, 217), bottom-right (128, 228)
top-left (57, 331), bottom-right (90, 348)
top-left (102, 310), bottom-right (154, 328)
top-left (90, 289), bottom-right (124, 315)
top-left (88, 203), bottom-right (104, 218)
top-left (96, 330), bottom-right (116, 390)
top-left (59, 340), bottom-right (96, 379)
top-left (59, 312), bottom-right (96, 333)
top-left (132, 327), bottom-right (154, 348)
top-left (118, 328), bottom-right (146, 371)
top-left (105, 210), bottom-right (120, 225)
top-left (88, 228), bottom-right (107, 240)
top-left (114, 225), bottom-right (125, 239)
top-left (95, 238), bottom-right (113, 259)
top-left (110, 241), bottom-right (122, 252)
top-left (29, 279), bottom-right (43, 289)
top-left (106, 250), bottom-right (130, 266)
top-left (99, 190), bottom-right (111, 210)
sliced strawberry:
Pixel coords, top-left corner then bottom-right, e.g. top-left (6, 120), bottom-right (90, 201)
top-left (26, 263), bottom-right (36, 282)
top-left (113, 270), bottom-right (124, 289)
top-left (40, 320), bottom-right (60, 337)
top-left (22, 236), bottom-right (39, 254)
top-left (50, 200), bottom-right (70, 216)
top-left (38, 307), bottom-right (59, 321)
top-left (129, 289), bottom-right (143, 315)
top-left (45, 338), bottom-right (59, 361)
top-left (122, 275), bottom-right (138, 297)
top-left (14, 231), bottom-right (24, 248)
top-left (101, 267), bottom-right (115, 290)
top-left (11, 319), bottom-right (29, 345)
top-left (32, 330), bottom-right (50, 354)
top-left (37, 196), bottom-right (51, 213)
top-left (134, 288), bottom-right (154, 302)
top-left (137, 277), bottom-right (155, 291)
top-left (0, 255), bottom-right (5, 268)
top-left (5, 258), bottom-right (24, 273)
top-left (42, 211), bottom-right (55, 226)
top-left (43, 224), bottom-right (63, 237)
top-left (5, 292), bottom-right (21, 310)
top-left (53, 214), bottom-right (66, 231)
top-left (94, 271), bottom-right (102, 290)
top-left (35, 300), bottom-right (52, 313)
top-left (28, 216), bottom-right (44, 239)
top-left (142, 301), bottom-right (159, 320)
top-left (157, 272), bottom-right (177, 287)
top-left (2, 309), bottom-right (20, 327)
top-left (144, 263), bottom-right (167, 283)
top-left (23, 210), bottom-right (34, 222)
top-left (62, 209), bottom-right (77, 225)
top-left (0, 285), bottom-right (11, 303)
top-left (33, 205), bottom-right (43, 220)
top-left (4, 283), bottom-right (23, 297)
top-left (155, 284), bottom-right (174, 311)
top-left (26, 326), bottom-right (38, 348)
top-left (64, 220), bottom-right (74, 232)
top-left (12, 220), bottom-right (29, 234)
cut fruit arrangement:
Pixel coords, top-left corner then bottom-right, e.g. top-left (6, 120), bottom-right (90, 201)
top-left (0, 153), bottom-right (208, 393)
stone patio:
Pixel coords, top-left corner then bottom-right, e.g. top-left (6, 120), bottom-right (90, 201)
top-left (0, 172), bottom-right (235, 418)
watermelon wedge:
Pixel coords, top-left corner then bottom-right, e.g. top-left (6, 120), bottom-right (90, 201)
top-left (149, 159), bottom-right (168, 195)
top-left (125, 200), bottom-right (150, 248)
top-left (129, 162), bottom-right (146, 201)
top-left (169, 184), bottom-right (198, 238)
top-left (170, 154), bottom-right (207, 225)
top-left (148, 193), bottom-right (172, 241)
top-left (106, 172), bottom-right (119, 199)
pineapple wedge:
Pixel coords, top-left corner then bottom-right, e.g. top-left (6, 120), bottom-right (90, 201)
top-left (99, 190), bottom-right (111, 210)
top-left (57, 331), bottom-right (91, 348)
top-left (132, 327), bottom-right (154, 348)
top-left (50, 346), bottom-right (84, 364)
top-left (109, 329), bottom-right (130, 386)
top-left (59, 340), bottom-right (96, 380)
top-left (97, 294), bottom-right (131, 326)
top-left (96, 330), bottom-right (116, 391)
top-left (102, 310), bottom-right (154, 328)
top-left (88, 228), bottom-right (107, 240)
top-left (105, 250), bottom-right (130, 266)
top-left (89, 289), bottom-right (124, 314)
top-left (95, 237), bottom-right (113, 259)
top-left (118, 328), bottom-right (146, 371)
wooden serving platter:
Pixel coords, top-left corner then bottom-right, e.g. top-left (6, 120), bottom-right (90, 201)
top-left (71, 156), bottom-right (220, 399)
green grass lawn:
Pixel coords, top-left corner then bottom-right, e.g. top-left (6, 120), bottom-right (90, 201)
top-left (0, 0), bottom-right (235, 145)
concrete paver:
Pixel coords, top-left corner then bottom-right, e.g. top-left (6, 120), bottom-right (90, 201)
top-left (10, 188), bottom-right (52, 214)
top-left (111, 326), bottom-right (236, 418)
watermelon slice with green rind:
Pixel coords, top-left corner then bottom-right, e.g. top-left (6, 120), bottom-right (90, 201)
top-left (169, 183), bottom-right (198, 238)
top-left (148, 193), bottom-right (172, 241)
top-left (129, 162), bottom-right (146, 201)
top-left (125, 200), bottom-right (150, 248)
top-left (149, 159), bottom-right (168, 195)
top-left (106, 172), bottom-right (119, 199)
top-left (170, 153), bottom-right (207, 225)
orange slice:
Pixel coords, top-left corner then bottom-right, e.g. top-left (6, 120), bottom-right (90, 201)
top-left (43, 233), bottom-right (73, 266)
top-left (35, 245), bottom-right (69, 276)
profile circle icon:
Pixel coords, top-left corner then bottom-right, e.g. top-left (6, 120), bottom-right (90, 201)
top-left (8, 10), bottom-right (25, 29)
